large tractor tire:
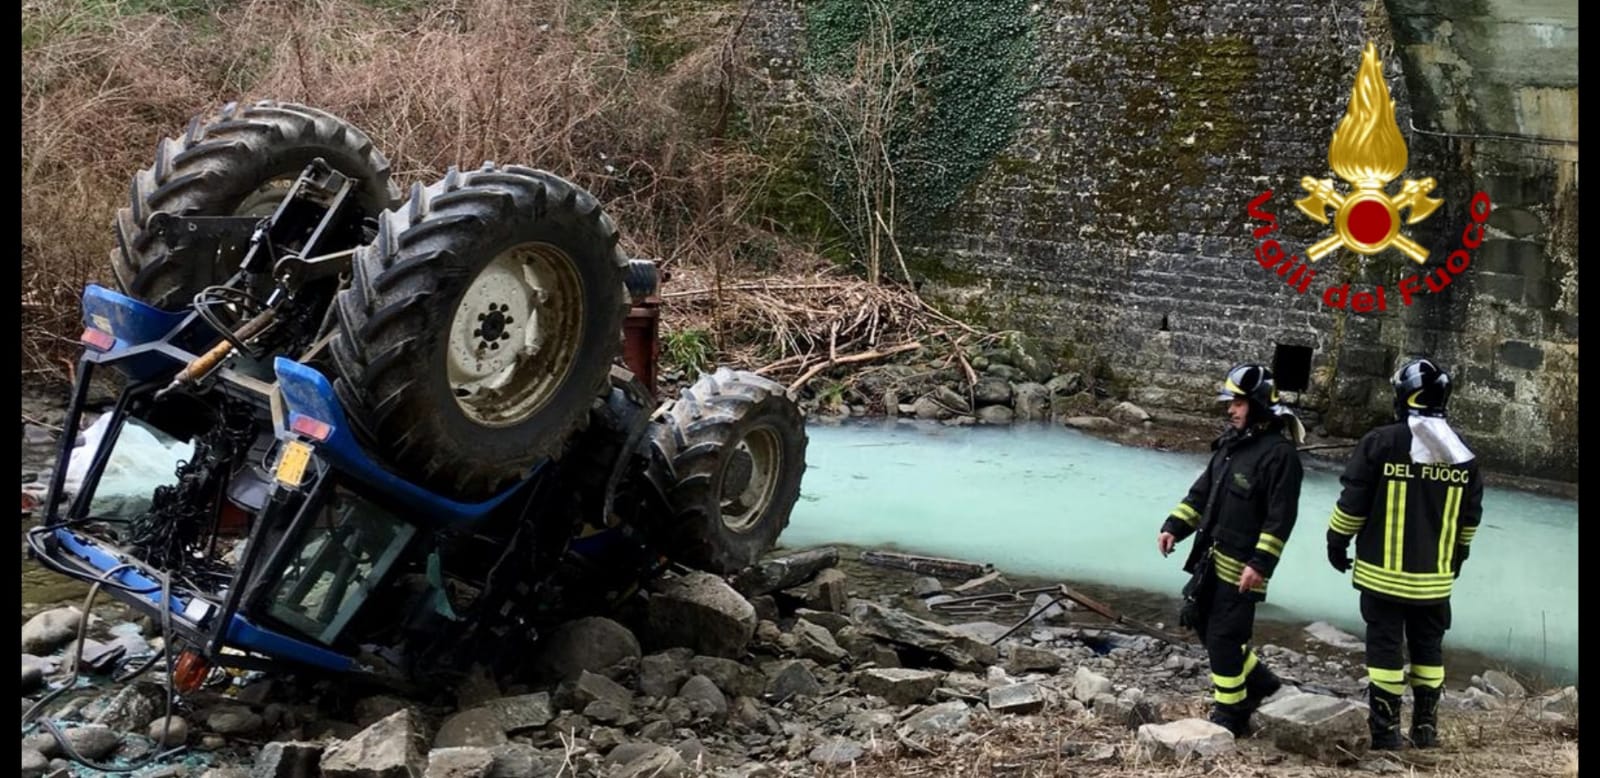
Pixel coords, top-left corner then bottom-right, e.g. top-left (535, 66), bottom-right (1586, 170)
top-left (330, 164), bottom-right (629, 501)
top-left (647, 368), bottom-right (808, 574)
top-left (112, 100), bottom-right (400, 311)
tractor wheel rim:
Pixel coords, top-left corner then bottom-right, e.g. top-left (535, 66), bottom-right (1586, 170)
top-left (720, 425), bottom-right (782, 533)
top-left (448, 242), bottom-right (583, 427)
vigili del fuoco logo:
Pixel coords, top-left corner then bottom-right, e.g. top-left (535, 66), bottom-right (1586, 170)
top-left (1246, 42), bottom-right (1492, 313)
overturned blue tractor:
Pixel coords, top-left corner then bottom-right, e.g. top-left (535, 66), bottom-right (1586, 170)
top-left (27, 101), bottom-right (808, 692)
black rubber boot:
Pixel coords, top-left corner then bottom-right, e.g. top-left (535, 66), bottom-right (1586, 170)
top-left (1209, 702), bottom-right (1251, 738)
top-left (1369, 684), bottom-right (1404, 750)
top-left (1242, 663), bottom-right (1283, 714)
top-left (1410, 686), bottom-right (1441, 748)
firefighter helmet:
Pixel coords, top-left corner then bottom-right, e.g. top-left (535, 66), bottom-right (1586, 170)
top-left (1217, 363), bottom-right (1280, 417)
top-left (1392, 357), bottom-right (1451, 418)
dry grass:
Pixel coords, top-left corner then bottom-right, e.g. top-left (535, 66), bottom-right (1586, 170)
top-left (22, 0), bottom-right (904, 384)
top-left (789, 702), bottom-right (1577, 778)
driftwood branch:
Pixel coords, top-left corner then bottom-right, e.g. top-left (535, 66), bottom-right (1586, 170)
top-left (787, 342), bottom-right (923, 395)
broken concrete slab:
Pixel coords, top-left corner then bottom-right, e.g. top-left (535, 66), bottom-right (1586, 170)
top-left (1135, 718), bottom-right (1235, 761)
top-left (1256, 692), bottom-right (1370, 764)
top-left (987, 682), bottom-right (1046, 714)
top-left (849, 603), bottom-right (998, 670)
top-left (856, 668), bottom-right (942, 706)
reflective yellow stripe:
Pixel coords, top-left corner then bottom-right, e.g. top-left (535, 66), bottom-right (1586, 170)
top-left (1409, 664), bottom-right (1445, 688)
top-left (1459, 526), bottom-right (1477, 544)
top-left (1329, 505), bottom-right (1364, 534)
top-left (1171, 503), bottom-right (1199, 527)
top-left (1393, 481), bottom-right (1407, 569)
top-left (1255, 533), bottom-right (1284, 558)
top-left (1368, 666), bottom-right (1407, 694)
top-left (1242, 650), bottom-right (1258, 678)
top-left (1212, 551), bottom-right (1267, 592)
top-left (1353, 560), bottom-right (1454, 599)
top-left (1214, 686), bottom-right (1247, 704)
top-left (1384, 481), bottom-right (1398, 569)
top-left (1438, 486), bottom-right (1461, 574)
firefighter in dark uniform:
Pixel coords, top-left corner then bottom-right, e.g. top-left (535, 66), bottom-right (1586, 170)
top-left (1326, 357), bottom-right (1482, 749)
top-left (1158, 363), bottom-right (1305, 736)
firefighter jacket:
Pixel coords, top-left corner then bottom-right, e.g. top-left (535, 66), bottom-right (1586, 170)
top-left (1327, 421), bottom-right (1482, 604)
top-left (1161, 420), bottom-right (1303, 598)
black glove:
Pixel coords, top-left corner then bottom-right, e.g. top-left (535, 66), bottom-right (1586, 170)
top-left (1326, 530), bottom-right (1352, 573)
top-left (1452, 544), bottom-right (1469, 578)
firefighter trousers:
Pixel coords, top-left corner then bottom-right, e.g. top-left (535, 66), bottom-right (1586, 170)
top-left (1193, 568), bottom-right (1275, 709)
top-left (1361, 592), bottom-right (1451, 694)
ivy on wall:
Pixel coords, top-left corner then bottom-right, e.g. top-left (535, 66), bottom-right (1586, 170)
top-left (803, 0), bottom-right (1039, 235)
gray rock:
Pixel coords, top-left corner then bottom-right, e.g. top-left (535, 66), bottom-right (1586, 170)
top-left (856, 668), bottom-right (942, 706)
top-left (987, 682), bottom-right (1045, 714)
top-left (1460, 686), bottom-right (1502, 711)
top-left (1135, 718), bottom-right (1235, 761)
top-left (354, 695), bottom-right (414, 727)
top-left (486, 743), bottom-right (552, 778)
top-left (478, 693), bottom-right (552, 733)
top-left (532, 617), bottom-right (640, 683)
top-left (251, 741), bottom-right (323, 778)
top-left (434, 708), bottom-right (509, 749)
top-left (809, 569), bottom-right (850, 613)
top-left (614, 745), bottom-right (686, 778)
top-left (149, 715), bottom-right (188, 748)
top-left (764, 660), bottom-right (821, 700)
top-left (845, 709), bottom-right (898, 734)
top-left (1045, 373), bottom-right (1085, 397)
top-left (808, 737), bottom-right (864, 765)
top-left (64, 724), bottom-right (120, 761)
top-left (984, 363), bottom-right (1022, 382)
top-left (321, 710), bottom-right (429, 778)
top-left (22, 659), bottom-right (44, 694)
top-left (1533, 686), bottom-right (1578, 717)
top-left (932, 386), bottom-right (971, 414)
top-left (575, 671), bottom-right (633, 712)
top-left (792, 608), bottom-right (850, 635)
top-left (1072, 667), bottom-right (1113, 702)
top-left (1005, 645), bottom-right (1063, 674)
top-left (1481, 670), bottom-right (1527, 698)
top-left (1064, 416), bottom-right (1119, 431)
top-left (22, 749), bottom-right (48, 778)
top-left (22, 608), bottom-right (83, 655)
top-left (973, 378), bottom-right (1012, 407)
top-left (1012, 383), bottom-right (1051, 421)
top-left (638, 719), bottom-right (674, 740)
top-left (913, 396), bottom-right (952, 421)
top-left (731, 548), bottom-right (840, 596)
top-left (207, 705), bottom-right (263, 735)
top-left (606, 743), bottom-right (658, 766)
top-left (677, 675), bottom-right (728, 722)
top-left (899, 701), bottom-right (971, 736)
top-left (849, 603), bottom-right (998, 670)
top-left (22, 733), bottom-right (58, 758)
top-left (672, 736), bottom-right (706, 767)
top-left (662, 697), bottom-right (694, 727)
top-left (425, 747), bottom-right (495, 778)
top-left (792, 619), bottom-right (848, 664)
top-left (583, 698), bottom-right (637, 727)
top-left (639, 649), bottom-right (695, 699)
top-left (646, 572), bottom-right (758, 658)
top-left (1094, 694), bottom-right (1162, 729)
top-left (203, 770), bottom-right (252, 778)
top-left (977, 405), bottom-right (1015, 425)
top-left (911, 577), bottom-right (943, 597)
top-left (689, 656), bottom-right (767, 698)
top-left (1109, 401), bottom-right (1151, 424)
top-left (1257, 692), bottom-right (1370, 763)
top-left (93, 682), bottom-right (165, 732)
top-left (1304, 621), bottom-right (1365, 652)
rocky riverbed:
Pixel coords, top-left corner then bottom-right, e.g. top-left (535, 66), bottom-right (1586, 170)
top-left (18, 543), bottom-right (1578, 778)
